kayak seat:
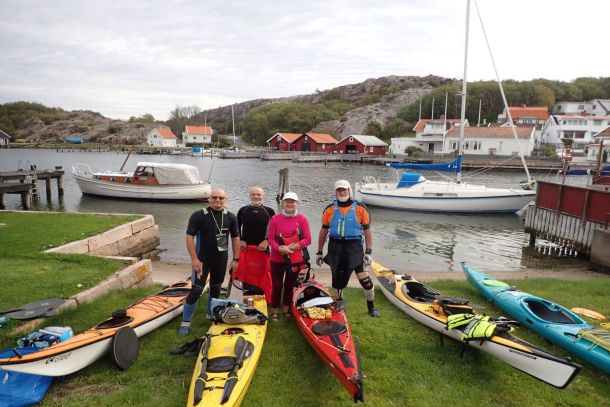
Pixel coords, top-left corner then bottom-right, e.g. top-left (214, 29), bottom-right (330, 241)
top-left (524, 300), bottom-right (578, 324)
top-left (402, 282), bottom-right (440, 303)
top-left (312, 321), bottom-right (347, 336)
top-left (159, 287), bottom-right (191, 297)
top-left (206, 356), bottom-right (241, 373)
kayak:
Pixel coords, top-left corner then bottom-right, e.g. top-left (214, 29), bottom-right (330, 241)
top-left (462, 262), bottom-right (610, 375)
top-left (187, 295), bottom-right (267, 407)
top-left (370, 261), bottom-right (581, 388)
top-left (0, 282), bottom-right (190, 376)
top-left (292, 277), bottom-right (363, 402)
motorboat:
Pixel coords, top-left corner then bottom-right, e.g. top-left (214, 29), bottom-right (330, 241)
top-left (72, 161), bottom-right (211, 201)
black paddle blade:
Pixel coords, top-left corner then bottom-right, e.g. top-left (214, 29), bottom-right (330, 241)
top-left (112, 326), bottom-right (139, 370)
top-left (193, 336), bottom-right (213, 403)
top-left (193, 377), bottom-right (205, 405)
top-left (220, 340), bottom-right (254, 404)
top-left (0, 298), bottom-right (64, 316)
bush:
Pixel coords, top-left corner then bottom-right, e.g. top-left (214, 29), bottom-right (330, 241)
top-left (405, 146), bottom-right (423, 156)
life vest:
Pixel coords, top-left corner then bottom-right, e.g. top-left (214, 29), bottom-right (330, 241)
top-left (329, 201), bottom-right (362, 240)
top-left (278, 228), bottom-right (310, 270)
top-left (460, 315), bottom-right (498, 342)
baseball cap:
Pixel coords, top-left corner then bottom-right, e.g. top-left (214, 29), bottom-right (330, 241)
top-left (335, 179), bottom-right (351, 190)
top-left (282, 192), bottom-right (299, 202)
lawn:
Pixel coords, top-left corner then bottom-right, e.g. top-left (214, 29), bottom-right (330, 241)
top-left (1, 211), bottom-right (609, 406)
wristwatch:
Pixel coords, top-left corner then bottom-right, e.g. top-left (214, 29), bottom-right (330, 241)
top-left (233, 258), bottom-right (240, 262)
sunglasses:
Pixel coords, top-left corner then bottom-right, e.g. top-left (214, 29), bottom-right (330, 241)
top-left (210, 196), bottom-right (226, 200)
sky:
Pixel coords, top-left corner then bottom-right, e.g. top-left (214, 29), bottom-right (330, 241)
top-left (1, 0), bottom-right (608, 121)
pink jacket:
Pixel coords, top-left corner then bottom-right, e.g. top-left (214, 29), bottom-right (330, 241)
top-left (267, 212), bottom-right (312, 264)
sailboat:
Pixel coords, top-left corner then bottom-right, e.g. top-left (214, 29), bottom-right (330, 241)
top-left (357, 0), bottom-right (536, 213)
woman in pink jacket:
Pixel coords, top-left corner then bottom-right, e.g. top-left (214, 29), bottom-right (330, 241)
top-left (267, 192), bottom-right (312, 321)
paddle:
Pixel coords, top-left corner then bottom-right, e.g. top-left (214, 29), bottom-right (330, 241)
top-left (0, 298), bottom-right (65, 317)
top-left (193, 335), bottom-right (213, 405)
top-left (220, 336), bottom-right (254, 404)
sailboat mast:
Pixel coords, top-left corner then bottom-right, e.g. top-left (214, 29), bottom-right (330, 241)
top-left (457, 0), bottom-right (470, 184)
top-left (231, 104), bottom-right (236, 147)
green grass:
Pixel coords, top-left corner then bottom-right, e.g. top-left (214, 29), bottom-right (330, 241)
top-left (1, 211), bottom-right (609, 406)
top-left (0, 211), bottom-right (139, 311)
top-left (9, 279), bottom-right (606, 407)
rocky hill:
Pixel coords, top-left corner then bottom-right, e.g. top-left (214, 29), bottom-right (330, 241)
top-left (9, 74), bottom-right (453, 144)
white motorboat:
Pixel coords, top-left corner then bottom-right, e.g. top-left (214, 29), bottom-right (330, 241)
top-left (72, 161), bottom-right (211, 201)
top-left (357, 0), bottom-right (536, 213)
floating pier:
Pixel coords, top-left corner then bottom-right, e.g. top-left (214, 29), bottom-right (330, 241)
top-left (0, 166), bottom-right (65, 209)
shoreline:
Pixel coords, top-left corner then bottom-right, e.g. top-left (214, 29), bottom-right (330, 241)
top-left (150, 260), bottom-right (608, 287)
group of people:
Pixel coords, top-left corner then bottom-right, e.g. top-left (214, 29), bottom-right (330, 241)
top-left (178, 180), bottom-right (379, 336)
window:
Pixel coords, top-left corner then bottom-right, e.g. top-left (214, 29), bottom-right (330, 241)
top-left (578, 104), bottom-right (584, 110)
top-left (472, 141), bottom-right (481, 150)
top-left (451, 141), bottom-right (459, 150)
top-left (349, 137), bottom-right (353, 142)
top-left (277, 135), bottom-right (281, 141)
top-left (594, 120), bottom-right (602, 126)
top-left (304, 136), bottom-right (308, 141)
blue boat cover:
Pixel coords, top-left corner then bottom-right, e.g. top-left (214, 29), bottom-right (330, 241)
top-left (192, 146), bottom-right (202, 153)
top-left (397, 173), bottom-right (426, 188)
top-left (0, 347), bottom-right (53, 407)
top-left (390, 155), bottom-right (462, 173)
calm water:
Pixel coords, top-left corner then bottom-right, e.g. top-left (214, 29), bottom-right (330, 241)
top-left (0, 149), bottom-right (587, 272)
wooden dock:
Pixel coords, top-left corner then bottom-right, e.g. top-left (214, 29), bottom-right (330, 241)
top-left (0, 166), bottom-right (65, 209)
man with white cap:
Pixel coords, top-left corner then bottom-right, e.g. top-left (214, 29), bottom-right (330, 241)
top-left (316, 180), bottom-right (379, 317)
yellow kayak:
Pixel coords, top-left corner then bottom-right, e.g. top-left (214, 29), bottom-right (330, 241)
top-left (186, 296), bottom-right (268, 407)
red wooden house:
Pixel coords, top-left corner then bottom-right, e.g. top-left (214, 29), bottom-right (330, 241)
top-left (266, 133), bottom-right (302, 151)
top-left (335, 135), bottom-right (388, 156)
top-left (291, 133), bottom-right (337, 152)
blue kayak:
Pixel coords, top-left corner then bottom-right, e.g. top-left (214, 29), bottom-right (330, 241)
top-left (462, 262), bottom-right (610, 375)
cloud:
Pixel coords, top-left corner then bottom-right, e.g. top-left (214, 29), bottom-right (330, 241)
top-left (0, 0), bottom-right (608, 120)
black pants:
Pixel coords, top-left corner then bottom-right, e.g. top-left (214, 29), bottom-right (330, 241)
top-left (270, 261), bottom-right (299, 308)
top-left (185, 255), bottom-right (228, 305)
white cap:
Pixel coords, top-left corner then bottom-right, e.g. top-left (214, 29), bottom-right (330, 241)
top-left (282, 191), bottom-right (299, 202)
top-left (335, 179), bottom-right (351, 190)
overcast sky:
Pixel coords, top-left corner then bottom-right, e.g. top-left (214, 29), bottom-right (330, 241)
top-left (1, 0), bottom-right (607, 121)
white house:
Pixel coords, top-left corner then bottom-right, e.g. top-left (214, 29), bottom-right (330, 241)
top-left (406, 116), bottom-right (465, 154)
top-left (497, 106), bottom-right (548, 147)
top-left (146, 127), bottom-right (178, 148)
top-left (182, 125), bottom-right (213, 145)
top-left (0, 129), bottom-right (11, 148)
top-left (552, 99), bottom-right (610, 116)
top-left (444, 126), bottom-right (535, 156)
top-left (587, 126), bottom-right (610, 163)
top-left (540, 115), bottom-right (610, 151)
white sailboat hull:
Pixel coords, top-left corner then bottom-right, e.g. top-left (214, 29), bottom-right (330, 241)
top-left (358, 180), bottom-right (535, 213)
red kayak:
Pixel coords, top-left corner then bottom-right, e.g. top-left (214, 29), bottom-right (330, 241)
top-left (292, 277), bottom-right (363, 402)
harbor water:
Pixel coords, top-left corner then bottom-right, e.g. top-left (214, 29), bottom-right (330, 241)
top-left (0, 149), bottom-right (589, 273)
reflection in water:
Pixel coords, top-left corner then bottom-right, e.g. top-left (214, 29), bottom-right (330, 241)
top-left (0, 149), bottom-right (590, 272)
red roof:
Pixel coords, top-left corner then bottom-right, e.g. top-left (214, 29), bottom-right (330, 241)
top-left (506, 106), bottom-right (548, 120)
top-left (266, 132), bottom-right (302, 143)
top-left (446, 126), bottom-right (534, 139)
top-left (303, 133), bottom-right (337, 144)
top-left (185, 125), bottom-right (213, 135)
top-left (157, 128), bottom-right (177, 139)
top-left (594, 126), bottom-right (610, 139)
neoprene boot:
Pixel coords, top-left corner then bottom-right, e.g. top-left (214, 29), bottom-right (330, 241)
top-left (367, 300), bottom-right (380, 317)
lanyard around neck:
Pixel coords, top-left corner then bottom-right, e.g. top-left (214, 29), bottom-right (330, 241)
top-left (210, 209), bottom-right (224, 234)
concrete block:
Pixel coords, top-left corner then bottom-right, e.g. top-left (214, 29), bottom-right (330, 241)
top-left (90, 241), bottom-right (121, 257)
top-left (117, 259), bottom-right (152, 289)
top-left (88, 223), bottom-right (133, 251)
top-left (590, 228), bottom-right (610, 272)
top-left (131, 215), bottom-right (155, 234)
top-left (56, 298), bottom-right (78, 313)
top-left (72, 277), bottom-right (123, 305)
top-left (103, 255), bottom-right (139, 264)
top-left (45, 238), bottom-right (89, 254)
top-left (118, 225), bottom-right (160, 255)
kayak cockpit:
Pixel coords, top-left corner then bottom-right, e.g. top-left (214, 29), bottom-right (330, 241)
top-left (524, 299), bottom-right (580, 324)
top-left (402, 282), bottom-right (440, 303)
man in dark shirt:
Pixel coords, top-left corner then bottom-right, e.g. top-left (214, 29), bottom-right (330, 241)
top-left (236, 186), bottom-right (275, 293)
top-left (179, 188), bottom-right (240, 336)
top-left (237, 186), bottom-right (275, 251)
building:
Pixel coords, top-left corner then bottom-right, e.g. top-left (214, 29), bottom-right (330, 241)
top-left (0, 130), bottom-right (11, 148)
top-left (146, 127), bottom-right (178, 148)
top-left (290, 133), bottom-right (337, 152)
top-left (497, 106), bottom-right (548, 147)
top-left (335, 135), bottom-right (387, 156)
top-left (551, 99), bottom-right (610, 116)
top-left (266, 133), bottom-right (302, 151)
top-left (540, 115), bottom-right (610, 151)
top-left (182, 125), bottom-right (213, 145)
top-left (444, 126), bottom-right (535, 156)
top-left (406, 116), bottom-right (465, 154)
top-left (587, 126), bottom-right (610, 163)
